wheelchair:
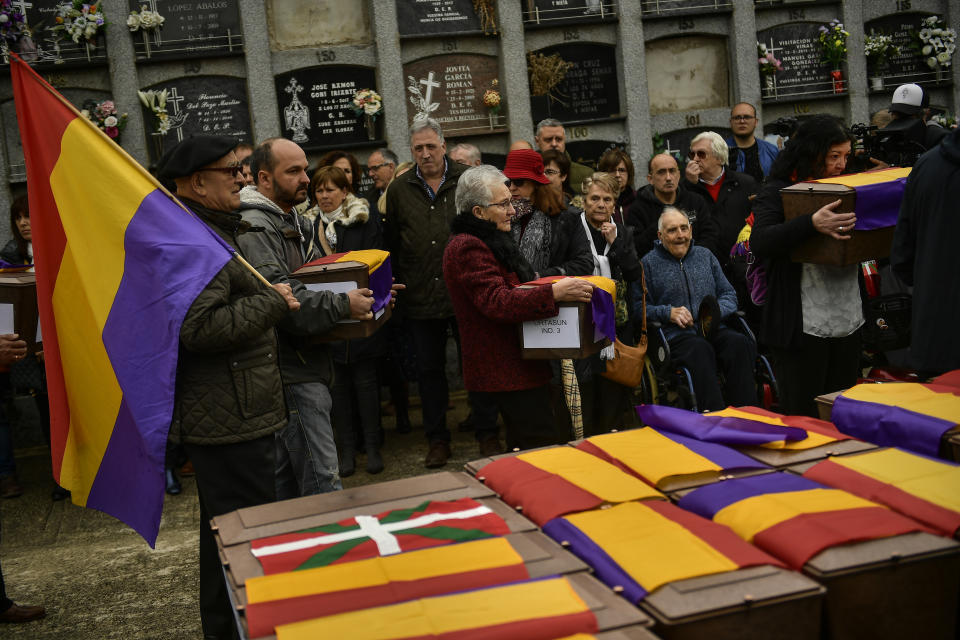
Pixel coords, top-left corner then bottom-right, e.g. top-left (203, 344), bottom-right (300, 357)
top-left (639, 312), bottom-right (779, 413)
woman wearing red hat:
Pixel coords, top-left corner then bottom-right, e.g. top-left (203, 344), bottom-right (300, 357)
top-left (502, 148), bottom-right (592, 279)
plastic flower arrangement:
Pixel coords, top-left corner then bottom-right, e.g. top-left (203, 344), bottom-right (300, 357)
top-left (52, 1), bottom-right (106, 45)
top-left (914, 15), bottom-right (956, 71)
top-left (351, 89), bottom-right (383, 118)
top-left (138, 89), bottom-right (170, 135)
top-left (0, 0), bottom-right (27, 44)
top-left (127, 5), bottom-right (165, 32)
top-left (757, 42), bottom-right (783, 75)
top-left (864, 31), bottom-right (900, 65)
top-left (818, 19), bottom-right (849, 69)
top-left (483, 79), bottom-right (501, 113)
top-left (81, 98), bottom-right (127, 140)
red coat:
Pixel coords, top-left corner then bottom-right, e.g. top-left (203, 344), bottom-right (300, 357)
top-left (443, 233), bottom-right (558, 392)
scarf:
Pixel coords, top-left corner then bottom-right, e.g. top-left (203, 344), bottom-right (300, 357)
top-left (580, 212), bottom-right (612, 279)
top-left (510, 197), bottom-right (551, 276)
top-left (318, 204), bottom-right (347, 253)
top-left (451, 213), bottom-right (536, 283)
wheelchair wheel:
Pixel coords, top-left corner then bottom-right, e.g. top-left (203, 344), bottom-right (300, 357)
top-left (638, 357), bottom-right (657, 405)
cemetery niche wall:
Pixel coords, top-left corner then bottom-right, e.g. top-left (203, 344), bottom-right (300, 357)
top-left (528, 42), bottom-right (621, 125)
top-left (128, 0), bottom-right (244, 62)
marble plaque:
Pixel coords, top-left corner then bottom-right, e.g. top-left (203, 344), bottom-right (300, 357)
top-left (522, 0), bottom-right (618, 28)
top-left (646, 36), bottom-right (728, 115)
top-left (397, 0), bottom-right (483, 38)
top-left (640, 0), bottom-right (731, 18)
top-left (2, 0), bottom-right (108, 68)
top-left (129, 0), bottom-right (243, 61)
top-left (141, 76), bottom-right (251, 164)
top-left (267, 0), bottom-right (371, 49)
top-left (865, 13), bottom-right (947, 90)
top-left (757, 22), bottom-right (838, 102)
top-left (2, 88), bottom-right (110, 183)
top-left (275, 66), bottom-right (381, 151)
top-left (528, 43), bottom-right (621, 124)
top-left (404, 54), bottom-right (508, 137)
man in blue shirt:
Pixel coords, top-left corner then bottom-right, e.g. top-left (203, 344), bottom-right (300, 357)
top-left (727, 102), bottom-right (779, 183)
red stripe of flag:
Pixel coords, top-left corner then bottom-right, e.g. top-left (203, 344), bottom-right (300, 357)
top-left (804, 459), bottom-right (960, 537)
top-left (480, 457), bottom-right (604, 526)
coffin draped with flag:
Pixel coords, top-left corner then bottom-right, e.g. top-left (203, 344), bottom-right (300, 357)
top-left (10, 55), bottom-right (234, 546)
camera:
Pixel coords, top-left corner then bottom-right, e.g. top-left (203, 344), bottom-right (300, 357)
top-left (851, 118), bottom-right (927, 168)
top-left (768, 116), bottom-right (798, 139)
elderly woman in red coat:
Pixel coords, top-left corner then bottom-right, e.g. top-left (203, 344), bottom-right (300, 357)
top-left (443, 165), bottom-right (594, 454)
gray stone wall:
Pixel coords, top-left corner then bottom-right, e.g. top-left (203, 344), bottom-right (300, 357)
top-left (0, 0), bottom-right (957, 250)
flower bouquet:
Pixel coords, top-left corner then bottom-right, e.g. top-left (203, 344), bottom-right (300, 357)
top-left (483, 79), bottom-right (501, 129)
top-left (914, 15), bottom-right (956, 82)
top-left (52, 1), bottom-right (106, 56)
top-left (138, 89), bottom-right (170, 156)
top-left (0, 0), bottom-right (27, 62)
top-left (351, 89), bottom-right (382, 140)
top-left (81, 98), bottom-right (127, 141)
top-left (864, 31), bottom-right (899, 90)
top-left (818, 19), bottom-right (849, 93)
top-left (127, 4), bottom-right (165, 57)
top-left (757, 42), bottom-right (783, 97)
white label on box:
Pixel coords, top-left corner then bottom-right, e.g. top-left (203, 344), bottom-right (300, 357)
top-left (306, 281), bottom-right (359, 296)
top-left (522, 306), bottom-right (581, 349)
top-left (0, 303), bottom-right (13, 335)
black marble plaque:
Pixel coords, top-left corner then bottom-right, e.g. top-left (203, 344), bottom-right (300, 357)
top-left (275, 66), bottom-right (381, 152)
top-left (529, 43), bottom-right (621, 125)
top-left (2, 0), bottom-right (108, 68)
top-left (757, 22), bottom-right (842, 102)
top-left (865, 12), bottom-right (947, 90)
top-left (141, 75), bottom-right (251, 164)
top-left (522, 0), bottom-right (618, 28)
top-left (481, 152), bottom-right (507, 170)
top-left (565, 140), bottom-right (626, 171)
top-left (653, 127), bottom-right (733, 168)
top-left (640, 0), bottom-right (731, 19)
top-left (396, 0), bottom-right (484, 37)
top-left (129, 0), bottom-right (243, 62)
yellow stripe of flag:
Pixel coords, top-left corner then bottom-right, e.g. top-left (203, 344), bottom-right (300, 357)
top-left (517, 447), bottom-right (663, 503)
top-left (842, 383), bottom-right (960, 425)
top-left (812, 167), bottom-right (911, 187)
top-left (587, 428), bottom-right (722, 487)
top-left (563, 502), bottom-right (739, 593)
top-left (832, 448), bottom-right (960, 515)
top-left (714, 489), bottom-right (880, 542)
top-left (335, 249), bottom-right (388, 273)
top-left (49, 118), bottom-right (154, 505)
top-left (706, 408), bottom-right (837, 450)
top-left (276, 577), bottom-right (590, 640)
top-left (578, 275), bottom-right (616, 299)
top-left (246, 537), bottom-right (522, 604)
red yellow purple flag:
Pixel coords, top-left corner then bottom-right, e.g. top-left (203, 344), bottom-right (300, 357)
top-left (479, 446), bottom-right (664, 526)
top-left (10, 55), bottom-right (234, 546)
top-left (245, 537), bottom-right (529, 638)
top-left (300, 249), bottom-right (392, 313)
top-left (274, 577), bottom-right (598, 640)
top-left (804, 448), bottom-right (960, 537)
top-left (250, 498), bottom-right (511, 574)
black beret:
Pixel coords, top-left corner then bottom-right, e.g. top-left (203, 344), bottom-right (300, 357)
top-left (157, 135), bottom-right (240, 181)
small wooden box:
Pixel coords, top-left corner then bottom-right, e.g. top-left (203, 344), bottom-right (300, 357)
top-left (520, 300), bottom-right (609, 359)
top-left (736, 439), bottom-right (877, 469)
top-left (291, 260), bottom-right (390, 341)
top-left (780, 182), bottom-right (894, 266)
top-left (0, 272), bottom-right (38, 348)
top-left (640, 565), bottom-right (825, 640)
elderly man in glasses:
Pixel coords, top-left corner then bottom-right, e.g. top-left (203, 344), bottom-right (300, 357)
top-left (726, 102), bottom-right (779, 183)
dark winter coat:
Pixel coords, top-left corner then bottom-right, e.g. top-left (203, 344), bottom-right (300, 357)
top-left (236, 187), bottom-right (350, 385)
top-left (384, 159), bottom-right (466, 320)
top-left (0, 240), bottom-right (27, 265)
top-left (684, 168), bottom-right (758, 264)
top-left (891, 127), bottom-right (960, 373)
top-left (170, 200), bottom-right (290, 445)
top-left (539, 208), bottom-right (594, 278)
top-left (626, 184), bottom-right (720, 260)
top-left (443, 214), bottom-right (558, 392)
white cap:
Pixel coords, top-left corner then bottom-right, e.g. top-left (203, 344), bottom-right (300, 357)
top-left (889, 83), bottom-right (926, 115)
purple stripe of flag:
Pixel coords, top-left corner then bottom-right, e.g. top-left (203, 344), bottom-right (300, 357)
top-left (636, 405), bottom-right (807, 446)
top-left (368, 256), bottom-right (393, 314)
top-left (677, 472), bottom-right (823, 520)
top-left (542, 518), bottom-right (647, 603)
top-left (658, 429), bottom-right (769, 472)
top-left (87, 189), bottom-right (232, 547)
top-left (590, 287), bottom-right (616, 343)
top-left (831, 395), bottom-right (952, 458)
top-left (853, 178), bottom-right (907, 231)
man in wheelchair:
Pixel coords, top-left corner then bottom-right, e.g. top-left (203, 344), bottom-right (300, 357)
top-left (635, 207), bottom-right (757, 411)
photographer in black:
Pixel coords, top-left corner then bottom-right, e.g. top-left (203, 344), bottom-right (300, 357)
top-left (854, 84), bottom-right (947, 169)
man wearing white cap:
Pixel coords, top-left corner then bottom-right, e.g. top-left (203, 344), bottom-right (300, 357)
top-left (887, 83), bottom-right (948, 150)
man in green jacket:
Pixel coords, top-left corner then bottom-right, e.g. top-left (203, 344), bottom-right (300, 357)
top-left (534, 118), bottom-right (593, 195)
top-left (384, 117), bottom-right (466, 468)
top-left (160, 135), bottom-right (299, 640)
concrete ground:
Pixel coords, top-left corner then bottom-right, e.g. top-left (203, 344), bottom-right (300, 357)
top-left (1, 391), bottom-right (484, 639)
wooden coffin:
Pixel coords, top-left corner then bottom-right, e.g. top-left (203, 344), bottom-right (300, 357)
top-left (520, 300), bottom-right (609, 359)
top-left (0, 272), bottom-right (38, 348)
top-left (291, 260), bottom-right (390, 341)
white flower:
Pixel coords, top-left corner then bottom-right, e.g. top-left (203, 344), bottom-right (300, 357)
top-left (937, 51), bottom-right (951, 63)
top-left (364, 102), bottom-right (379, 115)
top-left (0, 14), bottom-right (8, 24)
top-left (922, 45), bottom-right (933, 55)
top-left (927, 57), bottom-right (938, 68)
top-left (104, 115), bottom-right (118, 127)
top-left (80, 109), bottom-right (90, 119)
top-left (933, 28), bottom-right (943, 36)
top-left (127, 15), bottom-right (140, 31)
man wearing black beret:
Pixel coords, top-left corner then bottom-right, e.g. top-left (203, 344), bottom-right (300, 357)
top-left (160, 135), bottom-right (300, 640)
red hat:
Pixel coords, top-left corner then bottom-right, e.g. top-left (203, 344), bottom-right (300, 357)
top-left (503, 149), bottom-right (550, 184)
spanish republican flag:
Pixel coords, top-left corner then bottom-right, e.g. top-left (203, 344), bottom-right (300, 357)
top-left (11, 56), bottom-right (234, 546)
top-left (300, 249), bottom-right (392, 314)
top-left (677, 472), bottom-right (929, 569)
top-left (804, 448), bottom-right (960, 538)
top-left (521, 275), bottom-right (617, 342)
top-left (479, 446), bottom-right (664, 526)
top-left (542, 501), bottom-right (783, 603)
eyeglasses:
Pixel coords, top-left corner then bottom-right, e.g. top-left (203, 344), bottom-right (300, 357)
top-left (367, 162), bottom-right (392, 172)
top-left (198, 165), bottom-right (243, 178)
top-left (484, 198), bottom-right (513, 210)
top-left (730, 115), bottom-right (756, 122)
top-left (687, 149), bottom-right (709, 160)
top-left (544, 168), bottom-right (561, 176)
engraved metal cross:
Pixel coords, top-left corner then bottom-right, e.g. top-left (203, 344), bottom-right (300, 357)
top-left (419, 72), bottom-right (440, 110)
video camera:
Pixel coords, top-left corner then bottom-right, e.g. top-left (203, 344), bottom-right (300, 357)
top-left (851, 118), bottom-right (927, 168)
